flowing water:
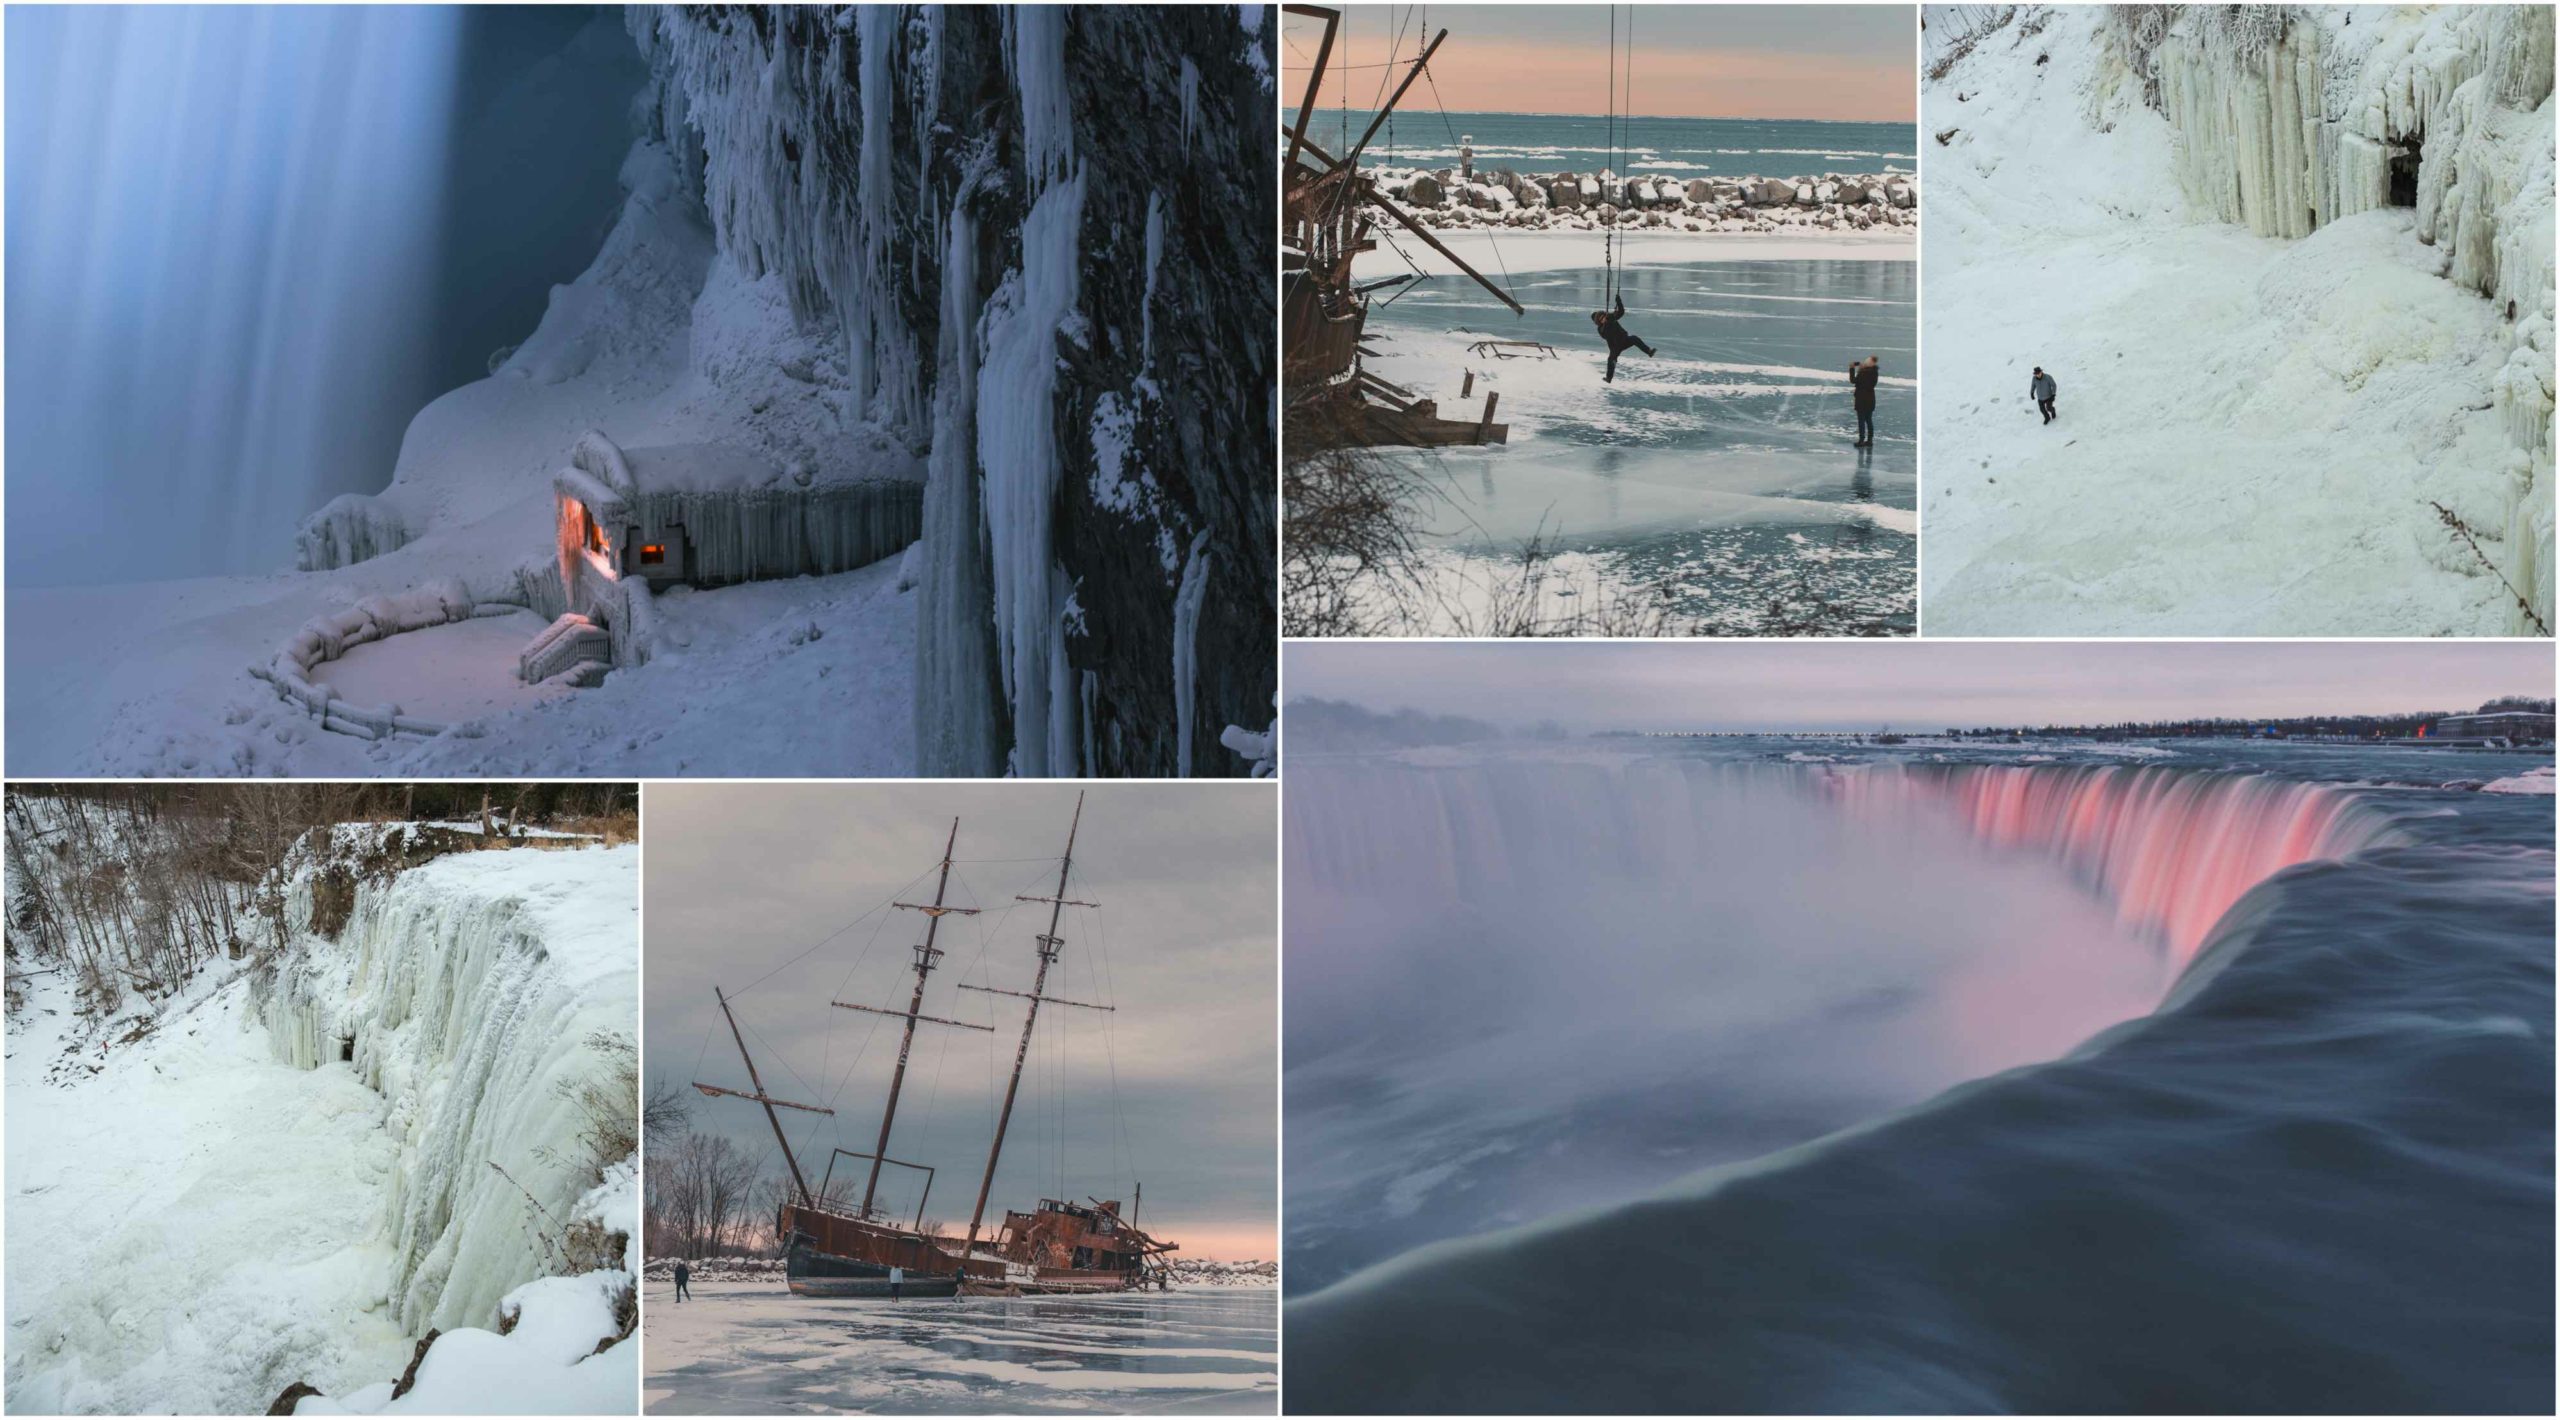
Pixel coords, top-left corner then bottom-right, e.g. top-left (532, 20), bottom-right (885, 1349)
top-left (1361, 260), bottom-right (1916, 633)
top-left (1283, 739), bottom-right (2553, 1412)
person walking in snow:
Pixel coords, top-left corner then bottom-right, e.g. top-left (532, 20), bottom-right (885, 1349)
top-left (1848, 355), bottom-right (1882, 447)
top-left (1592, 296), bottom-right (1655, 384)
top-left (673, 1260), bottom-right (691, 1302)
top-left (2031, 367), bottom-right (2058, 424)
top-left (889, 1264), bottom-right (904, 1302)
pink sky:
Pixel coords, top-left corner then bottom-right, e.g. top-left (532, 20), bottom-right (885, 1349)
top-left (1283, 6), bottom-right (1916, 124)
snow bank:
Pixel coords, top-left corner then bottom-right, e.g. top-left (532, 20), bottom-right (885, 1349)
top-left (2480, 764), bottom-right (2556, 795)
top-left (296, 1274), bottom-right (633, 1415)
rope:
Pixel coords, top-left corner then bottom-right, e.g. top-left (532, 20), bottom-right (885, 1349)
top-left (1604, 5), bottom-right (1615, 306)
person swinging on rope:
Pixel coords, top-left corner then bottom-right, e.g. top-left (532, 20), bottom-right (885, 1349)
top-left (1592, 296), bottom-right (1655, 384)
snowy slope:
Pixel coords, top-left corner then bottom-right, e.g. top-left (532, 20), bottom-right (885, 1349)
top-left (4, 969), bottom-right (411, 1414)
top-left (1921, 5), bottom-right (2553, 635)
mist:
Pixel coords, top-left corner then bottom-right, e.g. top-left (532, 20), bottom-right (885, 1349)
top-left (5, 5), bottom-right (642, 587)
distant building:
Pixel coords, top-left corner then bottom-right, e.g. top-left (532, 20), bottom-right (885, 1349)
top-left (2420, 710), bottom-right (2555, 743)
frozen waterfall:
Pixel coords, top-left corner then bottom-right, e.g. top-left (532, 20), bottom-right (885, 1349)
top-left (260, 843), bottom-right (639, 1337)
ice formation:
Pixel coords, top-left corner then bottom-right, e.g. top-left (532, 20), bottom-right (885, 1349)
top-left (2138, 6), bottom-right (2554, 629)
top-left (623, 5), bottom-right (1277, 776)
top-left (1923, 4), bottom-right (2553, 635)
top-left (258, 842), bottom-right (640, 1335)
top-left (4, 817), bottom-right (637, 1415)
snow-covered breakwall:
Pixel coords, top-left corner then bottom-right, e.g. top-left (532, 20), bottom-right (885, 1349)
top-left (2136, 5), bottom-right (2554, 631)
top-left (259, 842), bottom-right (639, 1336)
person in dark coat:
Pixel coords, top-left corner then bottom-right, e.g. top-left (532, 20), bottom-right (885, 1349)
top-left (2031, 367), bottom-right (2058, 424)
top-left (1591, 296), bottom-right (1655, 383)
top-left (1848, 355), bottom-right (1881, 446)
top-left (673, 1260), bottom-right (691, 1301)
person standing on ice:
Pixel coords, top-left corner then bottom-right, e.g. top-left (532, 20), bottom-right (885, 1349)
top-left (1848, 355), bottom-right (1882, 447)
top-left (889, 1264), bottom-right (904, 1302)
top-left (1592, 297), bottom-right (1655, 383)
top-left (2031, 367), bottom-right (2059, 424)
top-left (673, 1259), bottom-right (691, 1302)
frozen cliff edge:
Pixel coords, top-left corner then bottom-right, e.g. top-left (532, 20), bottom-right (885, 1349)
top-left (256, 839), bottom-right (640, 1345)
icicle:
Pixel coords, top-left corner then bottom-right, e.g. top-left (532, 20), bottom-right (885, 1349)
top-left (1171, 530), bottom-right (1213, 777)
top-left (916, 204), bottom-right (1006, 776)
top-left (1142, 191), bottom-right (1166, 365)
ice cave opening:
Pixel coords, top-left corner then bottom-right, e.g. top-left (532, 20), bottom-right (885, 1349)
top-left (2387, 136), bottom-right (2422, 208)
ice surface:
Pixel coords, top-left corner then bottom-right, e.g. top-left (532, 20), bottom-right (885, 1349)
top-left (639, 1278), bottom-right (1275, 1415)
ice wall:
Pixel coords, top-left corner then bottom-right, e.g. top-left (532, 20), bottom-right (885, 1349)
top-left (2142, 5), bottom-right (2555, 631)
top-left (260, 846), bottom-right (638, 1335)
top-left (5, 6), bottom-right (464, 586)
top-left (625, 4), bottom-right (1278, 775)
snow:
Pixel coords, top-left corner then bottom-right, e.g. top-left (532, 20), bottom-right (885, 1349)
top-left (302, 1276), bottom-right (634, 1415)
top-left (6, 840), bottom-right (637, 1416)
top-left (1922, 5), bottom-right (2553, 635)
top-left (312, 608), bottom-right (573, 724)
top-left (2480, 764), bottom-right (2557, 795)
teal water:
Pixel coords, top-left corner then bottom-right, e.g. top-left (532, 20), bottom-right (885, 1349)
top-left (1283, 108), bottom-right (1915, 178)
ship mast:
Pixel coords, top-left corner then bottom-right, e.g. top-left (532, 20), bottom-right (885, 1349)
top-left (960, 791), bottom-right (1114, 1260)
top-left (695, 985), bottom-right (834, 1210)
top-left (831, 818), bottom-right (990, 1221)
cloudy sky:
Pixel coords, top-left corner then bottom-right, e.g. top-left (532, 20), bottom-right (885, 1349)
top-left (1286, 641), bottom-right (2555, 733)
top-left (1280, 4), bottom-right (1915, 123)
top-left (647, 783), bottom-right (1276, 1261)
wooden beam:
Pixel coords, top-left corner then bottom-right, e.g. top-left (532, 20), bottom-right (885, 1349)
top-left (692, 1081), bottom-right (834, 1115)
top-left (1281, 5), bottom-right (1336, 179)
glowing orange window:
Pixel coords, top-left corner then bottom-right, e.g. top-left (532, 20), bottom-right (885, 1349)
top-left (639, 543), bottom-right (666, 566)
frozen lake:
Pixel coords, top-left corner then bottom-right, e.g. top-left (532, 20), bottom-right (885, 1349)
top-left (1362, 255), bottom-right (1916, 634)
top-left (642, 1279), bottom-right (1276, 1414)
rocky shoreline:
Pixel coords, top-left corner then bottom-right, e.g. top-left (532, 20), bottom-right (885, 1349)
top-left (1372, 163), bottom-right (1917, 235)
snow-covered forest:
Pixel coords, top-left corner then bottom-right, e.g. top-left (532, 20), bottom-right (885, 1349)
top-left (1922, 4), bottom-right (2553, 635)
top-left (8, 6), bottom-right (1276, 778)
top-left (4, 786), bottom-right (640, 1414)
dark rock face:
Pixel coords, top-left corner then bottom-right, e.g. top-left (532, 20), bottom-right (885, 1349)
top-left (629, 5), bottom-right (1276, 777)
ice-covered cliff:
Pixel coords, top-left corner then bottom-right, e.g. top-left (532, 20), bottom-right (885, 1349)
top-left (4, 828), bottom-right (638, 1415)
top-left (2139, 5), bottom-right (2555, 631)
top-left (259, 840), bottom-right (640, 1336)
top-left (1922, 4), bottom-right (2553, 635)
top-left (623, 5), bottom-right (1277, 775)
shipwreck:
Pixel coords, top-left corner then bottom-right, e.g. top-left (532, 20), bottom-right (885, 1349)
top-left (695, 793), bottom-right (1177, 1297)
top-left (1281, 4), bottom-right (1524, 450)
